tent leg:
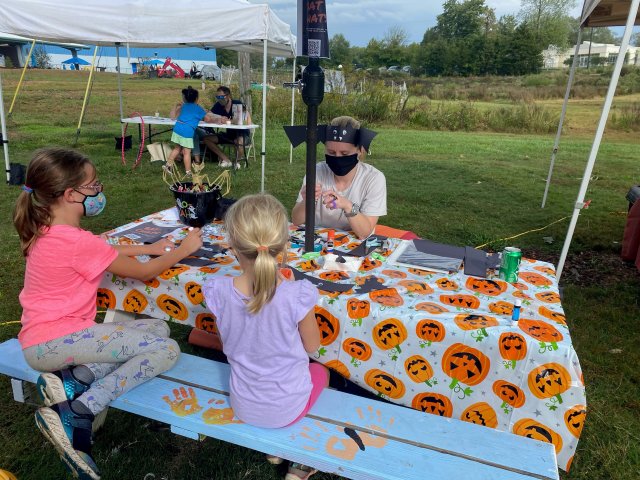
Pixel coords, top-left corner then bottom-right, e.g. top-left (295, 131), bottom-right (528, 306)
top-left (289, 57), bottom-right (296, 164)
top-left (541, 30), bottom-right (583, 208)
top-left (74, 46), bottom-right (99, 146)
top-left (261, 41), bottom-right (267, 193)
top-left (9, 39), bottom-right (36, 116)
top-left (0, 72), bottom-right (11, 183)
top-left (116, 44), bottom-right (125, 138)
top-left (556, 0), bottom-right (640, 279)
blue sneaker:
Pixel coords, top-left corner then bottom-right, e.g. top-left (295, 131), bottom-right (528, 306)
top-left (37, 369), bottom-right (91, 407)
top-left (35, 401), bottom-right (100, 480)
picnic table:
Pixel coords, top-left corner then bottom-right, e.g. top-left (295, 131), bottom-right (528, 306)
top-left (98, 208), bottom-right (586, 472)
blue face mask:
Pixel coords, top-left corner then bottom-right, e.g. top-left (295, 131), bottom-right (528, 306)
top-left (75, 191), bottom-right (107, 216)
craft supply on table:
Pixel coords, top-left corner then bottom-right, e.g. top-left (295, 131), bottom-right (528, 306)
top-left (323, 253), bottom-right (361, 272)
top-left (326, 229), bottom-right (335, 253)
top-left (511, 298), bottom-right (522, 321)
top-left (499, 246), bottom-right (522, 282)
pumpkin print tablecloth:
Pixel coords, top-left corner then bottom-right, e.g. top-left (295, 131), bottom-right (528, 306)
top-left (99, 209), bottom-right (585, 472)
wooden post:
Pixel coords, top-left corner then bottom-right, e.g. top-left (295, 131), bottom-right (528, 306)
top-left (238, 51), bottom-right (252, 116)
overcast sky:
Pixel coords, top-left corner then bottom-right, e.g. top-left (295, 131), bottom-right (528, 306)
top-left (251, 0), bottom-right (585, 47)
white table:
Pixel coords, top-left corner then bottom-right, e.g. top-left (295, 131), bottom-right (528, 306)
top-left (121, 115), bottom-right (258, 143)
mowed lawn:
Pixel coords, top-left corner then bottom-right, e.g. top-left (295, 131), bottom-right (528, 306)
top-left (0, 69), bottom-right (638, 479)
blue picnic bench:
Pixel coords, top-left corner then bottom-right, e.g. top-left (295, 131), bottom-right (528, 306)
top-left (0, 338), bottom-right (558, 480)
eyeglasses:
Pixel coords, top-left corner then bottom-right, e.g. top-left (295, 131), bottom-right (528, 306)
top-left (215, 95), bottom-right (226, 100)
top-left (76, 181), bottom-right (104, 193)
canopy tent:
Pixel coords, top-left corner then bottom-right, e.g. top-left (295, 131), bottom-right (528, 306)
top-left (61, 57), bottom-right (91, 65)
top-left (542, 0), bottom-right (640, 278)
top-left (0, 0), bottom-right (297, 190)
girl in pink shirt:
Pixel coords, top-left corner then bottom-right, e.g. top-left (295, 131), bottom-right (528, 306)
top-left (13, 148), bottom-right (203, 480)
top-left (203, 193), bottom-right (327, 480)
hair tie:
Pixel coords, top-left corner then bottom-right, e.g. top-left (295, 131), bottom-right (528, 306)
top-left (22, 185), bottom-right (33, 194)
top-left (256, 245), bottom-right (269, 252)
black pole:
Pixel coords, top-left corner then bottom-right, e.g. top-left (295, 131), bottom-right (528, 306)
top-left (301, 57), bottom-right (324, 253)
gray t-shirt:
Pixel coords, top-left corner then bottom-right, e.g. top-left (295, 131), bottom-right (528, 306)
top-left (295, 161), bottom-right (387, 231)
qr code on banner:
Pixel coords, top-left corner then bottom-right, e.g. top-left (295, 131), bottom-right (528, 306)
top-left (307, 39), bottom-right (321, 57)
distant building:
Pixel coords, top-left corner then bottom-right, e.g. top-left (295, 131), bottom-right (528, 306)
top-left (542, 41), bottom-right (640, 69)
top-left (0, 32), bottom-right (88, 67)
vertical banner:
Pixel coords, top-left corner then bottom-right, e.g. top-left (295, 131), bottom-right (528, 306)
top-left (297, 0), bottom-right (330, 58)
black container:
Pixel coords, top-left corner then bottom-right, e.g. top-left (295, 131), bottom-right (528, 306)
top-left (115, 135), bottom-right (132, 151)
top-left (170, 183), bottom-right (222, 227)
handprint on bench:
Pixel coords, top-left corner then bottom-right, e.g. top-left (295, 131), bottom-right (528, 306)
top-left (296, 405), bottom-right (393, 460)
top-left (162, 387), bottom-right (203, 417)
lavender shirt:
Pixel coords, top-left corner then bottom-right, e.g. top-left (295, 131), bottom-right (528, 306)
top-left (203, 277), bottom-right (318, 427)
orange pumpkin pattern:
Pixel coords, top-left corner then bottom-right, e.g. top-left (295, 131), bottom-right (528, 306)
top-left (364, 369), bottom-right (406, 399)
top-left (415, 319), bottom-right (446, 344)
top-left (528, 363), bottom-right (571, 400)
top-left (492, 380), bottom-right (526, 408)
top-left (411, 392), bottom-right (453, 417)
top-left (96, 288), bottom-right (116, 309)
top-left (460, 402), bottom-right (498, 428)
top-left (156, 294), bottom-right (189, 321)
top-left (342, 338), bottom-right (372, 361)
top-left (513, 418), bottom-right (563, 454)
top-left (315, 306), bottom-right (340, 346)
top-left (122, 289), bottom-right (148, 313)
top-left (465, 277), bottom-right (508, 296)
top-left (101, 212), bottom-right (584, 473)
top-left (442, 343), bottom-right (490, 386)
top-left (518, 319), bottom-right (564, 343)
top-left (372, 318), bottom-right (408, 351)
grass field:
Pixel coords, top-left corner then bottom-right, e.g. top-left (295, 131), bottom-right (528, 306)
top-left (0, 69), bottom-right (639, 479)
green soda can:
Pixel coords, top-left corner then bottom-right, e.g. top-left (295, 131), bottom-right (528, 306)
top-left (499, 247), bottom-right (522, 283)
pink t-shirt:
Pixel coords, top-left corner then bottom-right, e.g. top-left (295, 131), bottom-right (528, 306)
top-left (18, 225), bottom-right (118, 349)
top-left (203, 277), bottom-right (318, 428)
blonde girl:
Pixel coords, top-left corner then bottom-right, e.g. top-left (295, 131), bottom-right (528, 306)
top-left (203, 193), bottom-right (325, 480)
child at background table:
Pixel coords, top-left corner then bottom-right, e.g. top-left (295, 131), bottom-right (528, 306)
top-left (202, 193), bottom-right (326, 480)
top-left (168, 85), bottom-right (214, 176)
top-left (13, 147), bottom-right (203, 480)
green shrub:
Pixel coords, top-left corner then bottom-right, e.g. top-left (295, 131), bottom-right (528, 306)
top-left (610, 103), bottom-right (640, 131)
top-left (408, 101), bottom-right (481, 131)
top-left (485, 104), bottom-right (558, 134)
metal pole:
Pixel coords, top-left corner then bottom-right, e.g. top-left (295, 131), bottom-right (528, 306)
top-left (261, 41), bottom-right (267, 193)
top-left (116, 43), bottom-right (124, 138)
top-left (587, 28), bottom-right (593, 69)
top-left (74, 46), bottom-right (99, 146)
top-left (556, 0), bottom-right (640, 279)
top-left (0, 73), bottom-right (11, 183)
top-left (541, 30), bottom-right (583, 208)
top-left (289, 57), bottom-right (296, 164)
top-left (301, 57), bottom-right (324, 252)
top-left (9, 39), bottom-right (36, 115)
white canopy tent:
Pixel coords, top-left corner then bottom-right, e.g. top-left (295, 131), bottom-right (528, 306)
top-left (541, 0), bottom-right (640, 279)
top-left (0, 0), bottom-right (297, 190)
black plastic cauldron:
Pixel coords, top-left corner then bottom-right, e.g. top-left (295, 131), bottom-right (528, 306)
top-left (170, 183), bottom-right (222, 227)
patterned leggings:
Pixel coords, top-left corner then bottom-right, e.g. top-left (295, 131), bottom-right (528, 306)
top-left (22, 319), bottom-right (180, 416)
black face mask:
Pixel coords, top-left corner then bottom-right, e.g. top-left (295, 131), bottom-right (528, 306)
top-left (325, 153), bottom-right (359, 177)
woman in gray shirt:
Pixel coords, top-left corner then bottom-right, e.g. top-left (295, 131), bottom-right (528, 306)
top-left (290, 116), bottom-right (387, 239)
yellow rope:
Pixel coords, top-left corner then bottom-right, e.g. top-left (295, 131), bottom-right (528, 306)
top-left (475, 216), bottom-right (570, 249)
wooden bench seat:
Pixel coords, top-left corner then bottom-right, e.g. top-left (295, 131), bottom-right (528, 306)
top-left (0, 338), bottom-right (558, 480)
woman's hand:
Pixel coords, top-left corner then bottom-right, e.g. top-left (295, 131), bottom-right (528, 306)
top-left (146, 238), bottom-right (176, 256)
top-left (322, 189), bottom-right (351, 212)
top-left (300, 182), bottom-right (322, 203)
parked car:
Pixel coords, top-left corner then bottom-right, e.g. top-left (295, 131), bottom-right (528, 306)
top-left (388, 65), bottom-right (400, 71)
top-left (402, 65), bottom-right (411, 73)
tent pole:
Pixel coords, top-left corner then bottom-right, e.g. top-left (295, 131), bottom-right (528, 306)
top-left (74, 46), bottom-right (99, 146)
top-left (261, 41), bottom-right (267, 193)
top-left (541, 29), bottom-right (583, 208)
top-left (9, 39), bottom-right (36, 115)
top-left (556, 0), bottom-right (640, 279)
top-left (116, 43), bottom-right (124, 138)
top-left (289, 57), bottom-right (296, 164)
top-left (0, 72), bottom-right (11, 183)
